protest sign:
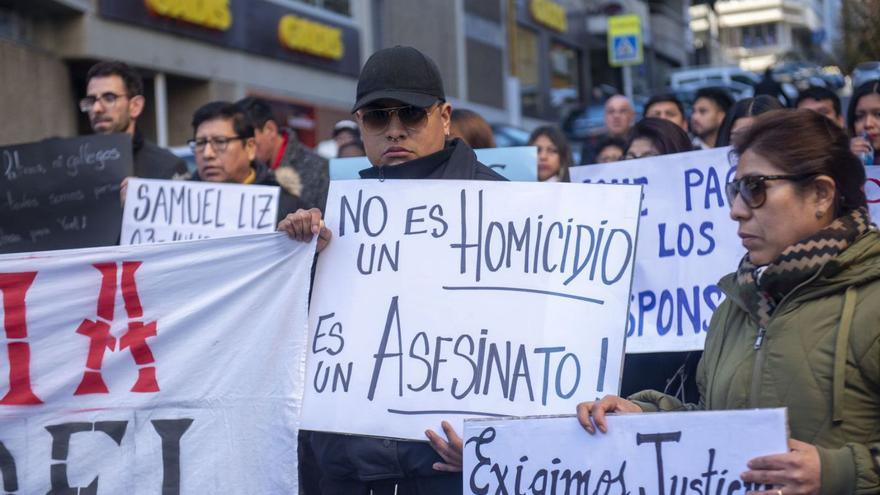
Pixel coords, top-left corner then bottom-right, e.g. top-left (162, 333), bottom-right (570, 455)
top-left (329, 146), bottom-right (538, 181)
top-left (120, 178), bottom-right (280, 244)
top-left (0, 233), bottom-right (314, 493)
top-left (301, 180), bottom-right (642, 440)
top-left (570, 148), bottom-right (743, 354)
top-left (463, 409), bottom-right (788, 495)
top-left (865, 166), bottom-right (880, 221)
top-left (0, 134), bottom-right (133, 254)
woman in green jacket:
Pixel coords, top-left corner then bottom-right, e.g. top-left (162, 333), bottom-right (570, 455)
top-left (578, 109), bottom-right (880, 495)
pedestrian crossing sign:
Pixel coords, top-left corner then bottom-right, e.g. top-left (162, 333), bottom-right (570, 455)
top-left (607, 15), bottom-right (643, 67)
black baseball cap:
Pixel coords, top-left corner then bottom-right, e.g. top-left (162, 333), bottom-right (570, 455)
top-left (351, 46), bottom-right (445, 113)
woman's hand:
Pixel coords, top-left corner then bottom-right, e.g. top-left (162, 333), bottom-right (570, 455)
top-left (277, 208), bottom-right (332, 253)
top-left (741, 438), bottom-right (821, 495)
top-left (576, 394), bottom-right (642, 434)
top-left (425, 420), bottom-right (463, 473)
top-left (851, 136), bottom-right (873, 157)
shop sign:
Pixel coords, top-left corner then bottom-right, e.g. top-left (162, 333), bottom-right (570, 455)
top-left (144, 0), bottom-right (232, 31)
top-left (278, 14), bottom-right (344, 60)
top-left (529, 0), bottom-right (567, 33)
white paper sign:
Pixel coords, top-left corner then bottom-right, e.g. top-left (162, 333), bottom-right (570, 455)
top-left (570, 148), bottom-right (744, 354)
top-left (864, 166), bottom-right (880, 221)
top-left (463, 409), bottom-right (788, 494)
top-left (0, 233), bottom-right (314, 493)
top-left (301, 180), bottom-right (642, 440)
top-left (120, 178), bottom-right (280, 244)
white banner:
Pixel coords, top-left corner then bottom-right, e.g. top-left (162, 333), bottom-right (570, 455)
top-left (120, 178), bottom-right (280, 244)
top-left (0, 233), bottom-right (314, 493)
top-left (570, 148), bottom-right (743, 354)
top-left (865, 166), bottom-right (880, 221)
top-left (301, 180), bottom-right (642, 440)
top-left (463, 409), bottom-right (788, 494)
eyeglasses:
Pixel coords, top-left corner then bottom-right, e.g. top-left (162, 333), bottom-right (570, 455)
top-left (725, 173), bottom-right (819, 209)
top-left (187, 136), bottom-right (245, 153)
top-left (357, 103), bottom-right (438, 134)
top-left (79, 92), bottom-right (129, 113)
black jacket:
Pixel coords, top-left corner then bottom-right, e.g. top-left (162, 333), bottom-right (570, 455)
top-left (132, 129), bottom-right (188, 179)
top-left (192, 160), bottom-right (303, 224)
top-left (309, 139), bottom-right (505, 493)
top-left (358, 137), bottom-right (505, 181)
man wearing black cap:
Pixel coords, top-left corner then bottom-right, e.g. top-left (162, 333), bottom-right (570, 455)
top-left (280, 45), bottom-right (503, 495)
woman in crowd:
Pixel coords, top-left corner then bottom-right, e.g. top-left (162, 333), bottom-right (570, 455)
top-left (622, 117), bottom-right (692, 160)
top-left (449, 109), bottom-right (496, 149)
top-left (848, 79), bottom-right (880, 165)
top-left (715, 95), bottom-right (783, 147)
top-left (619, 116), bottom-right (701, 403)
top-left (595, 135), bottom-right (626, 164)
top-left (578, 109), bottom-right (880, 495)
top-left (528, 125), bottom-right (572, 182)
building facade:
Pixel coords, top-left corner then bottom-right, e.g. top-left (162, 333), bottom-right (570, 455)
top-left (690, 0), bottom-right (839, 71)
top-left (0, 0), bottom-right (597, 148)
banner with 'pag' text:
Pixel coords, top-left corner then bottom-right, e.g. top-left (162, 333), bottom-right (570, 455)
top-left (571, 148), bottom-right (744, 354)
top-left (0, 233), bottom-right (314, 494)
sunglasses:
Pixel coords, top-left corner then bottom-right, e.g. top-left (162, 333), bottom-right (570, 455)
top-left (357, 103), bottom-right (439, 134)
top-left (725, 173), bottom-right (819, 209)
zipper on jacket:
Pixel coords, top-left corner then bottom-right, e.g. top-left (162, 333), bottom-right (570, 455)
top-left (379, 166), bottom-right (385, 182)
top-left (748, 266), bottom-right (827, 408)
top-left (753, 327), bottom-right (766, 349)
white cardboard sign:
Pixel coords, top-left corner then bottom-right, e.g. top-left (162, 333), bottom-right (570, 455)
top-left (301, 180), bottom-right (642, 440)
top-left (864, 166), bottom-right (880, 221)
top-left (570, 148), bottom-right (744, 354)
top-left (463, 409), bottom-right (788, 494)
top-left (0, 233), bottom-right (314, 493)
top-left (120, 178), bottom-right (280, 244)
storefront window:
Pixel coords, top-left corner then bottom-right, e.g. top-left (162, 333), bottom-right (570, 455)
top-left (296, 0), bottom-right (351, 16)
top-left (549, 42), bottom-right (579, 115)
top-left (515, 25), bottom-right (541, 117)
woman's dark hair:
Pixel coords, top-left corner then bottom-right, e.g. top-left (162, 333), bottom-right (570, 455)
top-left (528, 125), bottom-right (572, 182)
top-left (596, 135), bottom-right (627, 156)
top-left (623, 117), bottom-right (693, 156)
top-left (450, 109), bottom-right (496, 149)
top-left (732, 109), bottom-right (866, 216)
top-left (846, 79), bottom-right (880, 137)
top-left (715, 95), bottom-right (783, 147)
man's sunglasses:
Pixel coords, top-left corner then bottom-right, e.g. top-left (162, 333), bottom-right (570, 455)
top-left (725, 173), bottom-right (819, 209)
top-left (357, 103), bottom-right (439, 134)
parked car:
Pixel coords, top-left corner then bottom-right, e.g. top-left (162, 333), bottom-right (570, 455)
top-left (668, 66), bottom-right (759, 92)
top-left (170, 146), bottom-right (197, 175)
top-left (490, 123), bottom-right (531, 148)
top-left (853, 62), bottom-right (880, 88)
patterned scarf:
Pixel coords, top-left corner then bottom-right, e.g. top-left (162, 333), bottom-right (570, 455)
top-left (734, 207), bottom-right (871, 328)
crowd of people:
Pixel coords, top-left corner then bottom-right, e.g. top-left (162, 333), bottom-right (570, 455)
top-left (69, 43), bottom-right (880, 495)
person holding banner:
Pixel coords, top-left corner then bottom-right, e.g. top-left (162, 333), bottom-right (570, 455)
top-left (622, 117), bottom-right (693, 160)
top-left (280, 45), bottom-right (504, 495)
top-left (188, 101), bottom-right (302, 223)
top-left (715, 95), bottom-right (783, 147)
top-left (578, 109), bottom-right (880, 495)
top-left (528, 125), bottom-right (572, 182)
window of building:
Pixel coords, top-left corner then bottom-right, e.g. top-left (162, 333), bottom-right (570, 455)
top-left (549, 42), bottom-right (579, 115)
top-left (296, 0), bottom-right (351, 16)
top-left (741, 23), bottom-right (777, 48)
top-left (514, 25), bottom-right (541, 117)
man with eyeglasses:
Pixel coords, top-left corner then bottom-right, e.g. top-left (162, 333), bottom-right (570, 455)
top-left (188, 101), bottom-right (301, 223)
top-left (280, 45), bottom-right (504, 495)
top-left (82, 61), bottom-right (187, 179)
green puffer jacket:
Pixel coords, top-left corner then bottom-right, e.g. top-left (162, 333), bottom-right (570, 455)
top-left (630, 230), bottom-right (880, 495)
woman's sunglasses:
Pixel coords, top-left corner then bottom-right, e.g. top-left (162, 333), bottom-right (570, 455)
top-left (725, 173), bottom-right (818, 208)
top-left (357, 103), bottom-right (439, 134)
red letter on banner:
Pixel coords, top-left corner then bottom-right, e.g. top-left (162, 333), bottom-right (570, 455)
top-left (0, 272), bottom-right (42, 405)
top-left (74, 262), bottom-right (159, 395)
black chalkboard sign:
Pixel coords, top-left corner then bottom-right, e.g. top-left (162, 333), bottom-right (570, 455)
top-left (0, 134), bottom-right (133, 254)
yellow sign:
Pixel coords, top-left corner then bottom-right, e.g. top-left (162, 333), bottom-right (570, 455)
top-left (529, 0), bottom-right (567, 33)
top-left (278, 14), bottom-right (344, 61)
top-left (144, 0), bottom-right (232, 31)
top-left (607, 14), bottom-right (643, 67)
